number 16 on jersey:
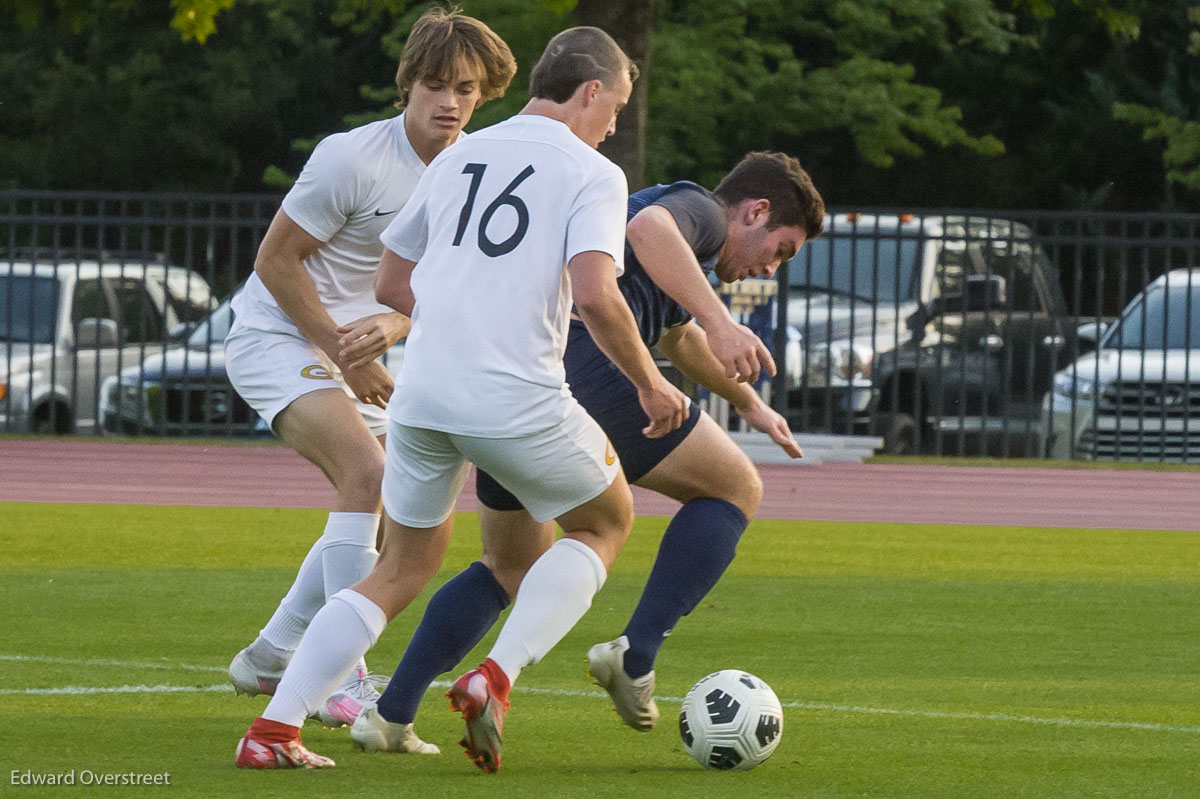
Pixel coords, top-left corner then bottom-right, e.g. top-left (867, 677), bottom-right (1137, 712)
top-left (453, 163), bottom-right (536, 258)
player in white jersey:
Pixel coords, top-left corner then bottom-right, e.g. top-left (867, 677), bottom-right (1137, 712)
top-left (235, 26), bottom-right (690, 773)
top-left (223, 8), bottom-right (516, 736)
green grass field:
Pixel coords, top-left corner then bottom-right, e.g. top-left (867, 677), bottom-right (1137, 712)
top-left (2, 502), bottom-right (1198, 797)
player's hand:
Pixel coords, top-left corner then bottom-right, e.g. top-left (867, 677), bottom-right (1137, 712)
top-left (336, 312), bottom-right (412, 370)
top-left (341, 359), bottom-right (394, 409)
top-left (637, 376), bottom-right (691, 439)
top-left (706, 321), bottom-right (776, 384)
top-left (737, 400), bottom-right (803, 459)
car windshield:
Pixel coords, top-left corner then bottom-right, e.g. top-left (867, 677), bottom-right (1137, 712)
top-left (0, 274), bottom-right (60, 343)
top-left (788, 233), bottom-right (921, 304)
top-left (159, 271), bottom-right (215, 324)
top-left (1103, 276), bottom-right (1200, 350)
top-left (187, 298), bottom-right (233, 348)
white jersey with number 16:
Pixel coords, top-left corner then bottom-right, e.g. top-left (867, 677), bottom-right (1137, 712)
top-left (380, 114), bottom-right (628, 437)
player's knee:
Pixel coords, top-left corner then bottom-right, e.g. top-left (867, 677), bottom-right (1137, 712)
top-left (480, 557), bottom-right (525, 602)
top-left (608, 488), bottom-right (635, 537)
top-left (740, 467), bottom-right (764, 518)
top-left (717, 462), bottom-right (762, 520)
top-left (484, 541), bottom-right (546, 576)
top-left (334, 451), bottom-right (385, 510)
top-left (581, 502), bottom-right (633, 544)
top-left (595, 475), bottom-right (634, 533)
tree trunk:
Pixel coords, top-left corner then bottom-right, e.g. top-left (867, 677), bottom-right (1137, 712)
top-left (573, 0), bottom-right (650, 190)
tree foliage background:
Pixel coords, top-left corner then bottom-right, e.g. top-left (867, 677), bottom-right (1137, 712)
top-left (1, 0), bottom-right (1196, 211)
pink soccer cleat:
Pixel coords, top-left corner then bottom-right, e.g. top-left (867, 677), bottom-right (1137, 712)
top-left (316, 667), bottom-right (384, 728)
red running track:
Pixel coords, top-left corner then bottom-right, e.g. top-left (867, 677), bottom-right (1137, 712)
top-left (1, 439), bottom-right (1197, 531)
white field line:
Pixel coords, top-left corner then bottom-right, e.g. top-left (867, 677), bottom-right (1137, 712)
top-left (4, 654), bottom-right (1198, 735)
top-left (0, 653), bottom-right (226, 673)
top-left (5, 684), bottom-right (231, 696)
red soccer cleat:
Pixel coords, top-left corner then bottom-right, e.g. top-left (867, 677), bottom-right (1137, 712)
top-left (235, 718), bottom-right (335, 770)
top-left (446, 659), bottom-right (510, 774)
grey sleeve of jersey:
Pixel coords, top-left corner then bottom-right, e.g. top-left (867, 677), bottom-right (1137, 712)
top-left (652, 188), bottom-right (727, 262)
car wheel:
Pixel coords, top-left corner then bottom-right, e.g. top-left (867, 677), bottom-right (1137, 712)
top-left (32, 404), bottom-right (73, 435)
top-left (883, 412), bottom-right (917, 454)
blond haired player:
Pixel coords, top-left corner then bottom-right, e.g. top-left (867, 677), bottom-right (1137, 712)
top-left (223, 7), bottom-right (515, 730)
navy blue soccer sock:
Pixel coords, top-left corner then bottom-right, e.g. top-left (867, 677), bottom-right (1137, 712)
top-left (620, 497), bottom-right (747, 679)
top-left (375, 560), bottom-right (509, 725)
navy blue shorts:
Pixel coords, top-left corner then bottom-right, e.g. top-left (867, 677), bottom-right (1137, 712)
top-left (476, 320), bottom-right (701, 512)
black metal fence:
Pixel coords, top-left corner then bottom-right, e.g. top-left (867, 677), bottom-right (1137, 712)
top-left (766, 209), bottom-right (1200, 462)
top-left (0, 190), bottom-right (278, 437)
top-left (3, 191), bottom-right (1199, 462)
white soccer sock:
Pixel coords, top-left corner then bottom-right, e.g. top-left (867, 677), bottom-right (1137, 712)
top-left (254, 537), bottom-right (327, 668)
top-left (262, 589), bottom-right (387, 728)
top-left (321, 512), bottom-right (380, 600)
top-left (321, 512), bottom-right (379, 677)
top-left (251, 513), bottom-right (379, 673)
top-left (486, 537), bottom-right (607, 686)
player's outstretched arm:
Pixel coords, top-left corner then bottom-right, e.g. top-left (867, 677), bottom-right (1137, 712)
top-left (627, 206), bottom-right (775, 384)
top-left (658, 322), bottom-right (802, 458)
top-left (254, 209), bottom-right (345, 361)
top-left (569, 251), bottom-right (689, 439)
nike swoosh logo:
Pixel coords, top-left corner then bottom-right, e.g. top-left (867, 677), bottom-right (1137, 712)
top-left (373, 209), bottom-right (398, 217)
top-left (604, 441), bottom-right (616, 466)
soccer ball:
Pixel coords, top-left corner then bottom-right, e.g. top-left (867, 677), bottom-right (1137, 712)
top-left (678, 669), bottom-right (783, 771)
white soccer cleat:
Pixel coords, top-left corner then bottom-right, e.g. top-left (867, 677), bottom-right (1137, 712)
top-left (587, 636), bottom-right (659, 731)
top-left (316, 667), bottom-right (384, 728)
top-left (228, 647), bottom-right (286, 697)
top-left (350, 706), bottom-right (440, 754)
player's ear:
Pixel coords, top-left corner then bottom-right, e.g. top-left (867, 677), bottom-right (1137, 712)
top-left (744, 198), bottom-right (770, 225)
top-left (580, 78), bottom-right (603, 105)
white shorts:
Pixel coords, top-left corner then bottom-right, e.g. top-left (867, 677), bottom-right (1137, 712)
top-left (382, 401), bottom-right (620, 527)
top-left (224, 326), bottom-right (391, 435)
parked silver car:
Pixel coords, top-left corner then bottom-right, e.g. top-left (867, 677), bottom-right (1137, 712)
top-left (0, 258), bottom-right (215, 433)
top-left (1042, 269), bottom-right (1200, 462)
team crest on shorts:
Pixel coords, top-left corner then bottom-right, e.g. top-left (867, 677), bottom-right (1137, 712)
top-left (300, 365), bottom-right (333, 380)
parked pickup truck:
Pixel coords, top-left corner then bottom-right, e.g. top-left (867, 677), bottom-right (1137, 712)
top-left (0, 257), bottom-right (215, 433)
top-left (777, 213), bottom-right (1074, 455)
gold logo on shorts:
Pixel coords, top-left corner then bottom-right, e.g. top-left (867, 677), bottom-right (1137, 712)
top-left (604, 440), bottom-right (616, 466)
top-left (300, 365), bottom-right (333, 380)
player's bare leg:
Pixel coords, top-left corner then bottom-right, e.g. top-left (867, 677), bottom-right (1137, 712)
top-left (555, 473), bottom-right (636, 570)
top-left (479, 507), bottom-right (556, 599)
top-left (450, 473), bottom-right (634, 773)
top-left (590, 412), bottom-right (760, 728)
top-left (352, 514), bottom-right (456, 621)
top-left (274, 389), bottom-right (388, 512)
top-left (344, 513), bottom-right (458, 754)
top-left (361, 506), bottom-right (553, 752)
top-left (238, 512), bottom-right (453, 768)
top-left (230, 388), bottom-right (386, 724)
top-left (636, 411), bottom-right (761, 514)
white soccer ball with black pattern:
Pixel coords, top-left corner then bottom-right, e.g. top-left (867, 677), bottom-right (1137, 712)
top-left (678, 669), bottom-right (783, 771)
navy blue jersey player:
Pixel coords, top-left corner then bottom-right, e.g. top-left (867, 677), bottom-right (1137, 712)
top-left (349, 152), bottom-right (825, 751)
